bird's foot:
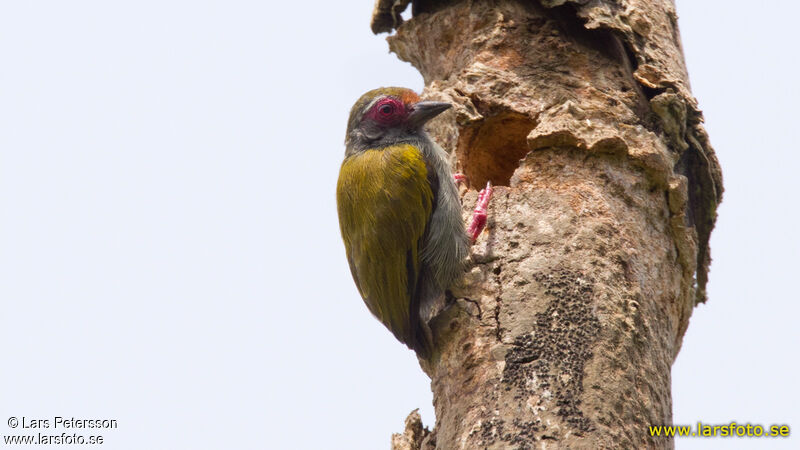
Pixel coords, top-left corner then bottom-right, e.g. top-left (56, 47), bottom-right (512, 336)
top-left (467, 181), bottom-right (492, 242)
top-left (453, 173), bottom-right (467, 185)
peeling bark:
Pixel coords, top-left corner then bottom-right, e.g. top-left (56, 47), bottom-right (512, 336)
top-left (391, 410), bottom-right (434, 450)
top-left (371, 1), bottom-right (722, 448)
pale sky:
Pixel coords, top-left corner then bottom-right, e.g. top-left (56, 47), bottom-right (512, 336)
top-left (0, 1), bottom-right (797, 449)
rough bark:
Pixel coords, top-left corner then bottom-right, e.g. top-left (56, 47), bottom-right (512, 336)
top-left (375, 1), bottom-right (723, 448)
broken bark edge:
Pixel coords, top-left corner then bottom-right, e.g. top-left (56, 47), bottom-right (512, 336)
top-left (391, 409), bottom-right (434, 450)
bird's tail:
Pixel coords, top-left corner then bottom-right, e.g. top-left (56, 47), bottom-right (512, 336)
top-left (411, 318), bottom-right (434, 359)
top-left (408, 269), bottom-right (439, 359)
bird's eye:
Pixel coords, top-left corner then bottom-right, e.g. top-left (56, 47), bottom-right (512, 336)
top-left (379, 103), bottom-right (394, 116)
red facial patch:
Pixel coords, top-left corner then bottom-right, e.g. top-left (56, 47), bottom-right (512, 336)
top-left (366, 97), bottom-right (408, 126)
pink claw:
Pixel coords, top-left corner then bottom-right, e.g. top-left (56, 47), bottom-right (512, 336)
top-left (454, 173), bottom-right (467, 185)
top-left (467, 181), bottom-right (493, 242)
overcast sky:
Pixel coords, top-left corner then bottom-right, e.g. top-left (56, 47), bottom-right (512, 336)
top-left (0, 1), bottom-right (797, 449)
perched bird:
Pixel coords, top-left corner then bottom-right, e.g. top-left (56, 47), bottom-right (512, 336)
top-left (337, 87), bottom-right (491, 357)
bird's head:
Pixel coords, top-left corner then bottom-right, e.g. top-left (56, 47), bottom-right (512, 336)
top-left (345, 87), bottom-right (451, 154)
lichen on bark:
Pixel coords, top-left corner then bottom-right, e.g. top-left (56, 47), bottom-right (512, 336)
top-left (370, 1), bottom-right (722, 448)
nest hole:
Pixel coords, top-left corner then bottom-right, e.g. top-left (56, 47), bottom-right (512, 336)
top-left (457, 112), bottom-right (536, 188)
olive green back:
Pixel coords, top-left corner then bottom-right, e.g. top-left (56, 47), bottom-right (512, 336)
top-left (336, 143), bottom-right (433, 347)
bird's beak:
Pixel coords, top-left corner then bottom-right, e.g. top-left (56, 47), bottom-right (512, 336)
top-left (408, 101), bottom-right (451, 128)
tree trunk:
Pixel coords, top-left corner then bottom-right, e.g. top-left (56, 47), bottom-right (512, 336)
top-left (372, 1), bottom-right (723, 448)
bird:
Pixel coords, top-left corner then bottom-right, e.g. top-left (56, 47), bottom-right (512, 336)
top-left (337, 87), bottom-right (492, 358)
